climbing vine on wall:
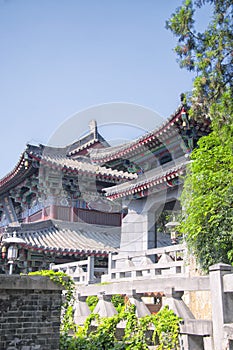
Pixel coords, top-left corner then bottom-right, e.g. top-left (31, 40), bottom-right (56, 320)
top-left (28, 270), bottom-right (76, 332)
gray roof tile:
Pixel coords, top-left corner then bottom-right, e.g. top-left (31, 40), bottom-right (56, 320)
top-left (5, 220), bottom-right (120, 255)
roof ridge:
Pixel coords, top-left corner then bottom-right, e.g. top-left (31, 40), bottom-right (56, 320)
top-left (88, 105), bottom-right (184, 162)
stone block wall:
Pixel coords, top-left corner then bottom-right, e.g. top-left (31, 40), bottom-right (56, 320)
top-left (183, 255), bottom-right (212, 320)
top-left (0, 275), bottom-right (63, 350)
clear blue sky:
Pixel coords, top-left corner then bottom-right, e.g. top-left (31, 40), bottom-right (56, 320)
top-left (0, 0), bottom-right (211, 178)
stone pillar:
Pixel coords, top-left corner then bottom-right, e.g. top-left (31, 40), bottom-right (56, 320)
top-left (209, 263), bottom-right (233, 350)
top-left (87, 256), bottom-right (95, 284)
top-left (120, 198), bottom-right (158, 254)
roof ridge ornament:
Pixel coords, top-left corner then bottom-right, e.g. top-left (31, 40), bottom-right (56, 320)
top-left (88, 119), bottom-right (97, 139)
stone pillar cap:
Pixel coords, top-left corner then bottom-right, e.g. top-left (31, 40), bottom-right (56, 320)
top-left (209, 263), bottom-right (232, 272)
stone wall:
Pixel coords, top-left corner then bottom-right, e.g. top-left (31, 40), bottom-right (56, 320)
top-left (183, 290), bottom-right (212, 320)
top-left (0, 275), bottom-right (63, 350)
top-left (183, 255), bottom-right (212, 320)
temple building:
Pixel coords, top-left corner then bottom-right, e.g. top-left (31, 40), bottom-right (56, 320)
top-left (0, 101), bottom-right (210, 274)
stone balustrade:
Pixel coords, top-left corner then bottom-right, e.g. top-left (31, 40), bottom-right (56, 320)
top-left (51, 256), bottom-right (107, 284)
top-left (50, 249), bottom-right (233, 349)
top-left (102, 243), bottom-right (187, 282)
top-left (74, 263), bottom-right (233, 350)
top-left (51, 244), bottom-right (187, 285)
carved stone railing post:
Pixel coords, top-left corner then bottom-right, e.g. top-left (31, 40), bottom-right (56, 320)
top-left (93, 292), bottom-right (117, 317)
top-left (73, 293), bottom-right (91, 325)
top-left (209, 263), bottom-right (233, 350)
top-left (163, 287), bottom-right (195, 320)
top-left (127, 289), bottom-right (151, 318)
top-left (163, 287), bottom-right (196, 350)
top-left (87, 256), bottom-right (95, 284)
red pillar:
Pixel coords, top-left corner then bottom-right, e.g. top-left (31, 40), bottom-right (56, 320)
top-left (50, 205), bottom-right (56, 219)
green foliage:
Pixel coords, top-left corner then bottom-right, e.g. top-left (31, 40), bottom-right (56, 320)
top-left (86, 295), bottom-right (98, 312)
top-left (166, 0), bottom-right (233, 122)
top-left (167, 0), bottom-right (233, 271)
top-left (60, 305), bottom-right (181, 350)
top-left (122, 305), bottom-right (151, 349)
top-left (86, 294), bottom-right (125, 313)
top-left (89, 313), bottom-right (122, 349)
top-left (151, 306), bottom-right (181, 350)
top-left (111, 294), bottom-right (125, 313)
top-left (180, 119), bottom-right (233, 270)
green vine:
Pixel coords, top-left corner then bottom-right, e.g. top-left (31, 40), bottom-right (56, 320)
top-left (60, 304), bottom-right (181, 350)
top-left (86, 295), bottom-right (98, 312)
top-left (123, 305), bottom-right (150, 349)
top-left (151, 306), bottom-right (181, 350)
top-left (86, 294), bottom-right (125, 313)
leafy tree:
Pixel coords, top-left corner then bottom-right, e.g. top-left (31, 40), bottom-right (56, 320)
top-left (167, 0), bottom-right (233, 270)
top-left (166, 0), bottom-right (233, 123)
top-left (180, 112), bottom-right (233, 270)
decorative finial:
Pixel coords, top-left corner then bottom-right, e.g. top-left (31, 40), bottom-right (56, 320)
top-left (88, 120), bottom-right (97, 139)
top-left (180, 93), bottom-right (185, 104)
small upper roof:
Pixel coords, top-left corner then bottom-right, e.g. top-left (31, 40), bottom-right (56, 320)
top-left (88, 105), bottom-right (210, 164)
top-left (67, 119), bottom-right (110, 156)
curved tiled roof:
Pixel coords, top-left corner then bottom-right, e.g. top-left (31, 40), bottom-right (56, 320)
top-left (28, 145), bottom-right (137, 181)
top-left (88, 105), bottom-right (184, 163)
top-left (0, 143), bottom-right (136, 197)
top-left (0, 151), bottom-right (37, 197)
top-left (4, 220), bottom-right (120, 256)
top-left (0, 127), bottom-right (110, 194)
top-left (103, 156), bottom-right (189, 199)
